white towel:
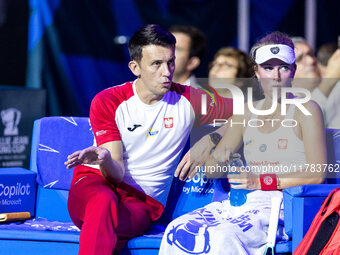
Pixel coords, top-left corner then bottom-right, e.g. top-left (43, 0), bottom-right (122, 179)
top-left (159, 190), bottom-right (286, 255)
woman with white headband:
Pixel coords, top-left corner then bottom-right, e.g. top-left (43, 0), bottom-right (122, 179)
top-left (159, 31), bottom-right (326, 255)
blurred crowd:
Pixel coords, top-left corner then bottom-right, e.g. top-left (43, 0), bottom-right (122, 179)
top-left (170, 25), bottom-right (340, 129)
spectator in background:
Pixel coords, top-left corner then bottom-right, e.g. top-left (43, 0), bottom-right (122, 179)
top-left (317, 42), bottom-right (337, 77)
top-left (292, 37), bottom-right (340, 128)
top-left (291, 37), bottom-right (321, 91)
top-left (208, 47), bottom-right (261, 99)
top-left (169, 25), bottom-right (206, 88)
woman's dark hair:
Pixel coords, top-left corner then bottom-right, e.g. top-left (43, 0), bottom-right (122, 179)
top-left (128, 24), bottom-right (176, 63)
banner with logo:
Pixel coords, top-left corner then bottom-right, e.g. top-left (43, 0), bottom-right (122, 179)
top-left (0, 168), bottom-right (37, 216)
top-left (0, 88), bottom-right (46, 169)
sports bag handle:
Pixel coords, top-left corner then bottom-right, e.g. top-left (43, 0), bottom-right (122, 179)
top-left (321, 187), bottom-right (340, 216)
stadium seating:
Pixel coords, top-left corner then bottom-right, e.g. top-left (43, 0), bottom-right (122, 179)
top-left (0, 117), bottom-right (339, 254)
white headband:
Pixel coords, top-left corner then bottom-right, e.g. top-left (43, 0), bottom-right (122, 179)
top-left (255, 44), bottom-right (295, 64)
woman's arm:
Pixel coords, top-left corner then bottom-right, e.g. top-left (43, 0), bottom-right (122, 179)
top-left (275, 100), bottom-right (326, 189)
top-left (205, 114), bottom-right (245, 179)
top-left (229, 100), bottom-right (327, 191)
top-left (174, 123), bottom-right (229, 181)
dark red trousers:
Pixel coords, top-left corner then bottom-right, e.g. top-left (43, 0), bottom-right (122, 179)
top-left (68, 166), bottom-right (164, 255)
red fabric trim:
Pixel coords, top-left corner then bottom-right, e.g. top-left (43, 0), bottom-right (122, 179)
top-left (90, 82), bottom-right (134, 146)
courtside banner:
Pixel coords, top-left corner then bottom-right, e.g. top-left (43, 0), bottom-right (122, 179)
top-left (0, 88), bottom-right (46, 169)
top-left (0, 168), bottom-right (36, 216)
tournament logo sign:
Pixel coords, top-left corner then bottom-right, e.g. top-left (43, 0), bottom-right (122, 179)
top-left (0, 89), bottom-right (46, 168)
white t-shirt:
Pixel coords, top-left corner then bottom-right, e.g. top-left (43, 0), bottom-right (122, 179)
top-left (88, 80), bottom-right (233, 205)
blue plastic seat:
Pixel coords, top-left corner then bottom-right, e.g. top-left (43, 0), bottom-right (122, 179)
top-left (0, 118), bottom-right (339, 255)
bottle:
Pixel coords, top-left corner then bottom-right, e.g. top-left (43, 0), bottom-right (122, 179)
top-left (228, 153), bottom-right (251, 206)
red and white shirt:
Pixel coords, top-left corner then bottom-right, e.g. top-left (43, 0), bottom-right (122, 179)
top-left (85, 80), bottom-right (232, 205)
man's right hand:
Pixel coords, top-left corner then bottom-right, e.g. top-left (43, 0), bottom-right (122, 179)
top-left (64, 146), bottom-right (111, 169)
top-left (174, 134), bottom-right (215, 181)
top-left (325, 49), bottom-right (340, 79)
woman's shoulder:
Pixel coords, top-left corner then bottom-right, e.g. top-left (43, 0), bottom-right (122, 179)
top-left (295, 99), bottom-right (322, 119)
top-left (294, 99), bottom-right (324, 128)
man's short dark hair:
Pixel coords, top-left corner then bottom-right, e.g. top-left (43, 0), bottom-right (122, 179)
top-left (169, 25), bottom-right (206, 62)
top-left (128, 24), bottom-right (176, 63)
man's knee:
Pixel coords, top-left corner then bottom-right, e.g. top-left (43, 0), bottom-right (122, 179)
top-left (117, 200), bottom-right (152, 236)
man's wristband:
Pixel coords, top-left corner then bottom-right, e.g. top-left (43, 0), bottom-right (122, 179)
top-left (260, 174), bottom-right (278, 191)
top-left (209, 132), bottom-right (222, 146)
